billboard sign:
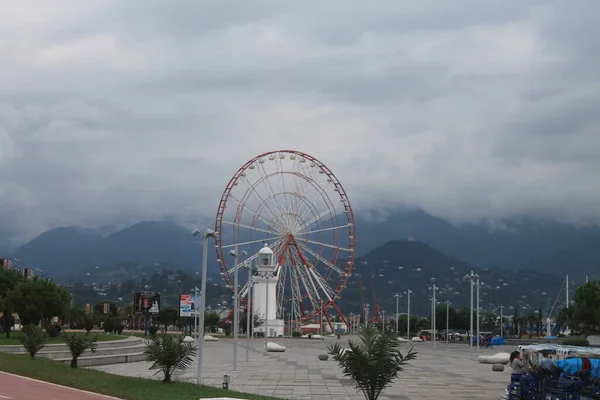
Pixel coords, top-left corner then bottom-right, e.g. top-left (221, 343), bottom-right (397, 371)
top-left (134, 292), bottom-right (161, 315)
top-left (179, 294), bottom-right (197, 317)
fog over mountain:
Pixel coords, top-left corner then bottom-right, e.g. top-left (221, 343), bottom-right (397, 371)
top-left (1, 1), bottom-right (600, 247)
top-left (6, 210), bottom-right (600, 281)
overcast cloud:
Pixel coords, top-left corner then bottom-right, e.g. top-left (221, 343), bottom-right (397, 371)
top-left (1, 0), bottom-right (599, 245)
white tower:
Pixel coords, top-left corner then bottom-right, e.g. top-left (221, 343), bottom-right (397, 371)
top-left (252, 243), bottom-right (285, 338)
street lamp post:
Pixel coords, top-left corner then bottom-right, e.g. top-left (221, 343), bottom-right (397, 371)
top-left (228, 248), bottom-right (247, 372)
top-left (245, 262), bottom-right (253, 362)
top-left (464, 271), bottom-right (477, 358)
top-left (446, 300), bottom-right (451, 344)
top-left (476, 276), bottom-right (481, 356)
top-left (499, 305), bottom-right (504, 338)
top-left (404, 289), bottom-right (412, 342)
top-left (393, 293), bottom-right (401, 335)
top-left (192, 228), bottom-right (217, 385)
top-left (430, 285), bottom-right (437, 349)
top-left (264, 272), bottom-right (270, 353)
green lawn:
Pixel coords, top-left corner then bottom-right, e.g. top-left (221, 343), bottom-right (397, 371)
top-left (0, 331), bottom-right (129, 346)
top-left (0, 352), bottom-right (281, 400)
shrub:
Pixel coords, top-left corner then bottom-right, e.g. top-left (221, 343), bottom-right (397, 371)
top-left (64, 333), bottom-right (97, 368)
top-left (103, 317), bottom-right (115, 333)
top-left (562, 337), bottom-right (590, 346)
top-left (116, 324), bottom-right (124, 334)
top-left (292, 331), bottom-right (301, 337)
top-left (83, 317), bottom-right (94, 332)
top-left (144, 333), bottom-right (197, 383)
top-left (148, 325), bottom-right (159, 336)
top-left (20, 326), bottom-right (46, 359)
top-left (328, 325), bottom-right (417, 400)
top-left (45, 324), bottom-right (61, 338)
top-left (21, 324), bottom-right (35, 335)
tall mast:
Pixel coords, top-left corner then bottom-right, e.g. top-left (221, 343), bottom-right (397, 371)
top-left (565, 274), bottom-right (569, 308)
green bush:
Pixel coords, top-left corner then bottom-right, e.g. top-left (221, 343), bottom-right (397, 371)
top-left (103, 318), bottom-right (115, 334)
top-left (292, 331), bottom-right (301, 337)
top-left (562, 337), bottom-right (589, 346)
top-left (64, 332), bottom-right (97, 368)
top-left (144, 333), bottom-right (197, 384)
top-left (20, 326), bottom-right (47, 359)
top-left (83, 317), bottom-right (94, 332)
top-left (21, 324), bottom-right (36, 335)
top-left (45, 324), bottom-right (61, 338)
top-left (148, 325), bottom-right (159, 336)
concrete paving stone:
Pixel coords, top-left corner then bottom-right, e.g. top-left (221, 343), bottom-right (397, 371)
top-left (89, 337), bottom-right (515, 399)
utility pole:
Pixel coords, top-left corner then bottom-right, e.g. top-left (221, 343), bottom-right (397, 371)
top-left (431, 284), bottom-right (437, 350)
top-left (476, 275), bottom-right (480, 356)
top-left (446, 300), bottom-right (450, 344)
top-left (405, 289), bottom-right (412, 342)
top-left (246, 262), bottom-right (252, 362)
top-left (465, 271), bottom-right (475, 359)
top-left (192, 228), bottom-right (216, 385)
top-left (394, 293), bottom-right (401, 335)
top-left (499, 305), bottom-right (504, 338)
top-left (566, 274), bottom-right (569, 308)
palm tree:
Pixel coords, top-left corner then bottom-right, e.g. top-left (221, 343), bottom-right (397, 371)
top-left (144, 333), bottom-right (197, 384)
top-left (328, 325), bottom-right (417, 400)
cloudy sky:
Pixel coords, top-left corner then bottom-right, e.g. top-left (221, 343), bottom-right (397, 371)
top-left (1, 0), bottom-right (599, 245)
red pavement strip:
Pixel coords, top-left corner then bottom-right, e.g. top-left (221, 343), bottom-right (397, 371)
top-left (0, 371), bottom-right (122, 400)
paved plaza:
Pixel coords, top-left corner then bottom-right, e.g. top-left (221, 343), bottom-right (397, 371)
top-left (91, 337), bottom-right (514, 399)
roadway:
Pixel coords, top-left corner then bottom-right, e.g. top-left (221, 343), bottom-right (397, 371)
top-left (0, 371), bottom-right (121, 400)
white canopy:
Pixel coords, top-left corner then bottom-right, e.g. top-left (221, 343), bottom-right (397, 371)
top-left (518, 343), bottom-right (600, 358)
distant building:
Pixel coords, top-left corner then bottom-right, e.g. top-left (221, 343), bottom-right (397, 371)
top-left (1, 258), bottom-right (8, 270)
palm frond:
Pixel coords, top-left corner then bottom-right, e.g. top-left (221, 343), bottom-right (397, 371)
top-left (328, 325), bottom-right (417, 400)
top-left (143, 333), bottom-right (197, 383)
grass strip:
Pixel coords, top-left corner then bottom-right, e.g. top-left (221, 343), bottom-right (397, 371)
top-left (0, 331), bottom-right (128, 346)
top-left (0, 352), bottom-right (280, 400)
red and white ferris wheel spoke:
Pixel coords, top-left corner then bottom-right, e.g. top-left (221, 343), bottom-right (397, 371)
top-left (227, 191), bottom-right (283, 233)
top-left (256, 161), bottom-right (289, 222)
top-left (237, 173), bottom-right (287, 232)
top-left (293, 241), bottom-right (337, 303)
top-left (295, 236), bottom-right (351, 252)
top-left (294, 201), bottom-right (345, 235)
top-left (288, 258), bottom-right (303, 319)
top-left (224, 238), bottom-right (285, 275)
top-left (292, 159), bottom-right (322, 213)
top-left (294, 165), bottom-right (336, 223)
top-left (276, 259), bottom-right (288, 318)
top-left (296, 242), bottom-right (346, 277)
top-left (295, 262), bottom-right (321, 312)
top-left (294, 178), bottom-right (336, 232)
top-left (220, 235), bottom-right (281, 250)
top-left (307, 264), bottom-right (337, 302)
top-left (250, 191), bottom-right (318, 235)
top-left (293, 223), bottom-right (352, 238)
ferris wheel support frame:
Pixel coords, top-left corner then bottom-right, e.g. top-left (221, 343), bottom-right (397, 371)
top-left (214, 150), bottom-right (355, 332)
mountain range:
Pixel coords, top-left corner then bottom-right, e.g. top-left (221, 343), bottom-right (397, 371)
top-left (345, 239), bottom-right (571, 316)
top-left (4, 209), bottom-right (600, 281)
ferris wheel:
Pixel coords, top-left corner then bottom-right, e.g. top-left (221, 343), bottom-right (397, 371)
top-left (214, 150), bottom-right (355, 329)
